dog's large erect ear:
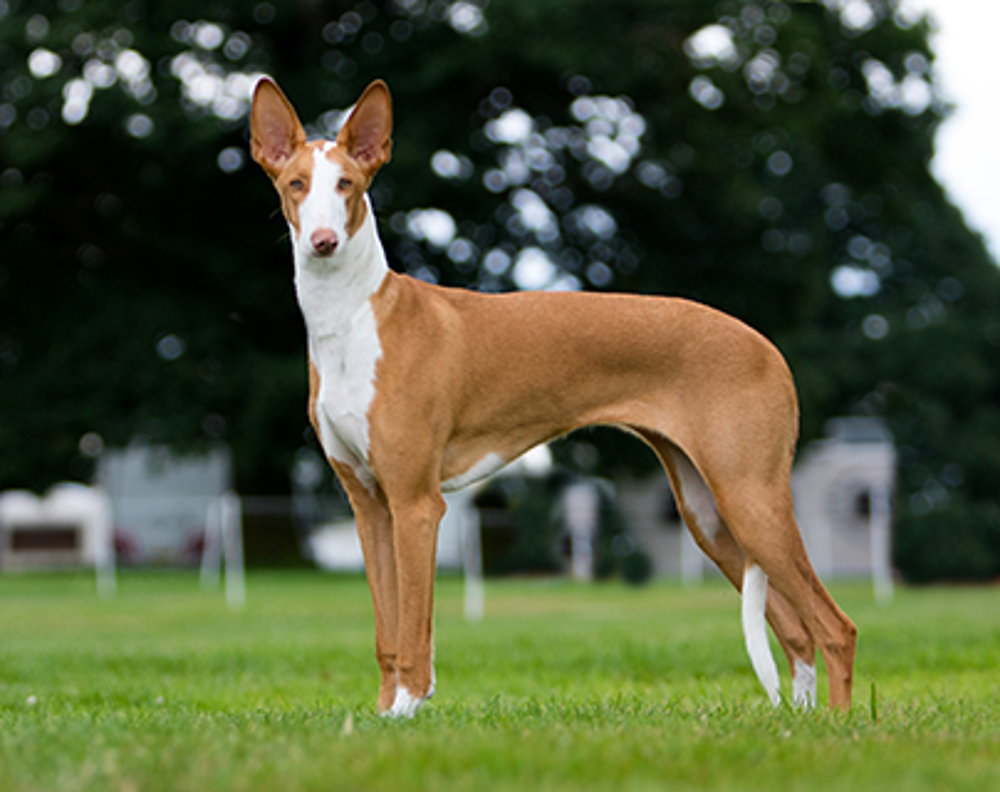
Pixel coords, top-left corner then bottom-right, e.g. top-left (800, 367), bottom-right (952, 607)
top-left (250, 78), bottom-right (307, 178)
top-left (336, 80), bottom-right (393, 178)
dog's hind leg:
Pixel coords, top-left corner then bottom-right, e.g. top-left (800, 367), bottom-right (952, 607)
top-left (635, 431), bottom-right (818, 705)
top-left (713, 480), bottom-right (857, 708)
top-left (703, 518), bottom-right (818, 707)
top-left (768, 587), bottom-right (818, 708)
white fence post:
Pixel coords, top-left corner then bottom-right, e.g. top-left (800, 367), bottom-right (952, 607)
top-left (563, 482), bottom-right (599, 582)
top-left (680, 525), bottom-right (704, 587)
top-left (445, 490), bottom-right (484, 622)
top-left (200, 497), bottom-right (222, 590)
top-left (200, 492), bottom-right (245, 610)
top-left (94, 492), bottom-right (116, 600)
top-left (222, 492), bottom-right (245, 610)
top-left (870, 485), bottom-right (894, 605)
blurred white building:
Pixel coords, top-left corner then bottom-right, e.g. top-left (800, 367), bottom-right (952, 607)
top-left (96, 444), bottom-right (232, 565)
top-left (616, 418), bottom-right (896, 589)
top-left (0, 483), bottom-right (116, 595)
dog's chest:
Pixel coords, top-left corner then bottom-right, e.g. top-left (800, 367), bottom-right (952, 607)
top-left (309, 304), bottom-right (382, 489)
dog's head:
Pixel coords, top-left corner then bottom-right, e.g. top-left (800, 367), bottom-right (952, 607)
top-left (250, 78), bottom-right (392, 262)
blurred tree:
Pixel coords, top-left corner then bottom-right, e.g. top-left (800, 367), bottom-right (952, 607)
top-left (1, 0), bottom-right (998, 577)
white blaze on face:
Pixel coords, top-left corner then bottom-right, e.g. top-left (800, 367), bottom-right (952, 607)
top-left (294, 144), bottom-right (349, 260)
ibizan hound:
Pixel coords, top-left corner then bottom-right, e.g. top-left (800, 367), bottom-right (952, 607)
top-left (250, 77), bottom-right (857, 717)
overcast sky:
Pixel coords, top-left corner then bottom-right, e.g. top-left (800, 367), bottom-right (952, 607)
top-left (915, 0), bottom-right (1000, 262)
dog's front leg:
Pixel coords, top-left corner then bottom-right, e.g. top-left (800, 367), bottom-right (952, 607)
top-left (386, 491), bottom-right (446, 718)
top-left (331, 462), bottom-right (401, 713)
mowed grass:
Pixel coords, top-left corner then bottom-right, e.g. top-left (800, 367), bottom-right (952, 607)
top-left (1, 571), bottom-right (998, 791)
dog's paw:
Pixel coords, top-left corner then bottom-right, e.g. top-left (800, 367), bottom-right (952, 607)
top-left (792, 660), bottom-right (818, 709)
top-left (384, 687), bottom-right (426, 719)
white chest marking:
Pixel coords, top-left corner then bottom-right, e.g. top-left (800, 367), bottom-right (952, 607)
top-left (310, 305), bottom-right (382, 493)
top-left (441, 453), bottom-right (507, 493)
top-left (292, 149), bottom-right (389, 495)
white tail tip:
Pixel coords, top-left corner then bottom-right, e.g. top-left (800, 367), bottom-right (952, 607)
top-left (742, 563), bottom-right (781, 706)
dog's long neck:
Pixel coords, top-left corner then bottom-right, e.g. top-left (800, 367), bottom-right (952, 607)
top-left (293, 196), bottom-right (388, 341)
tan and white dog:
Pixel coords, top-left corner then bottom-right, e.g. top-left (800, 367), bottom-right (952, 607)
top-left (250, 78), bottom-right (857, 717)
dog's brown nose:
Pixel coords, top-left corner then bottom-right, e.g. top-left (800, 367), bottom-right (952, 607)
top-left (310, 228), bottom-right (339, 257)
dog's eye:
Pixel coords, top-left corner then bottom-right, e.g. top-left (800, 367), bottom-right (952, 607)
top-left (290, 179), bottom-right (305, 191)
top-left (337, 178), bottom-right (352, 191)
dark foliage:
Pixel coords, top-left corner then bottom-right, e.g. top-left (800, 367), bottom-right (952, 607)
top-left (2, 0), bottom-right (998, 578)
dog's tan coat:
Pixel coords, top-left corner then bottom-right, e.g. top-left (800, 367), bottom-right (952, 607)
top-left (251, 78), bottom-right (857, 715)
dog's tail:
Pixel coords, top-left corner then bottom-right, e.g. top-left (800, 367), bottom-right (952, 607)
top-left (742, 562), bottom-right (782, 706)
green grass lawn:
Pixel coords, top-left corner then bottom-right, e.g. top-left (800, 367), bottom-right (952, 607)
top-left (1, 571), bottom-right (998, 791)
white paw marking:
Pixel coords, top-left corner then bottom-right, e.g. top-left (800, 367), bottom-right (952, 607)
top-left (385, 687), bottom-right (427, 719)
top-left (792, 659), bottom-right (817, 709)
